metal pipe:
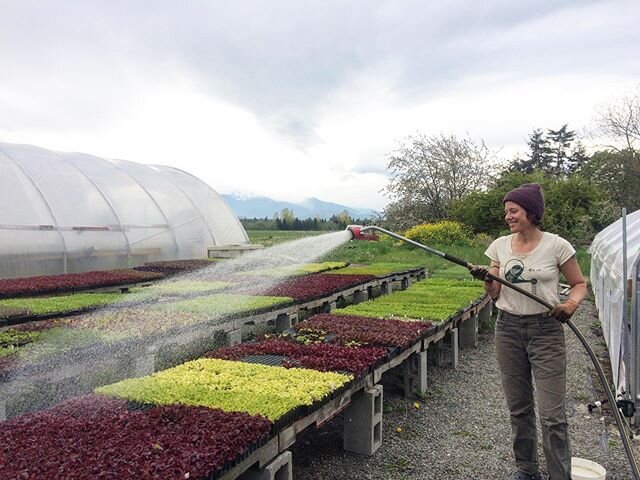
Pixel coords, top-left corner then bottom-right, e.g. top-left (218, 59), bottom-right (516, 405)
top-left (359, 224), bottom-right (640, 479)
top-left (623, 208), bottom-right (630, 401)
top-left (633, 252), bottom-right (640, 421)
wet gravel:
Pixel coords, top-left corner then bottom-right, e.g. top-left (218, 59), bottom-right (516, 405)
top-left (292, 301), bottom-right (639, 479)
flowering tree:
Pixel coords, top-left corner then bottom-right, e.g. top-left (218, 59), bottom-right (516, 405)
top-left (383, 133), bottom-right (495, 229)
top-left (595, 84), bottom-right (640, 157)
top-left (588, 85), bottom-right (640, 211)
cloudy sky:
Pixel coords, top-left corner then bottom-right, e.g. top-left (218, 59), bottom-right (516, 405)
top-left (1, 0), bottom-right (639, 211)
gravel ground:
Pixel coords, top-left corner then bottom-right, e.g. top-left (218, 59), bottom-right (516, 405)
top-left (292, 301), bottom-right (639, 479)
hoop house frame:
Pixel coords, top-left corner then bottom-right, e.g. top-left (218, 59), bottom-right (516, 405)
top-left (0, 142), bottom-right (248, 279)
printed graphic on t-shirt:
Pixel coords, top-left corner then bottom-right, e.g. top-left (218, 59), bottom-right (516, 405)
top-left (504, 259), bottom-right (538, 295)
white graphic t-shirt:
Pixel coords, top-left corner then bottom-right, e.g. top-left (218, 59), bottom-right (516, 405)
top-left (484, 232), bottom-right (576, 315)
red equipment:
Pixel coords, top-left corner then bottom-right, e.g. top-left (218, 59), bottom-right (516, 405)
top-left (346, 225), bottom-right (379, 241)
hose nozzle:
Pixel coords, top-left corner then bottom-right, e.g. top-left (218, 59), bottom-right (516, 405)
top-left (345, 225), bottom-right (364, 240)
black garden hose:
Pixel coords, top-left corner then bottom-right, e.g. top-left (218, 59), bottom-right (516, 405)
top-left (357, 225), bottom-right (640, 480)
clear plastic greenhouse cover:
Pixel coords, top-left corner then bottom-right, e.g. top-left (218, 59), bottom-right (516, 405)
top-left (0, 142), bottom-right (249, 279)
top-left (590, 208), bottom-right (640, 286)
top-left (588, 208), bottom-right (640, 392)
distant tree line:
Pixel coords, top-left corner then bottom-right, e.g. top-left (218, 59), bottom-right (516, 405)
top-left (382, 86), bottom-right (640, 243)
top-left (240, 208), bottom-right (372, 231)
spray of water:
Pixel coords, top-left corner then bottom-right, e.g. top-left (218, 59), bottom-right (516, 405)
top-left (0, 230), bottom-right (352, 418)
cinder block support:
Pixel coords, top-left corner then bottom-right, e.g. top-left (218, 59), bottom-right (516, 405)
top-left (459, 315), bottom-right (478, 348)
top-left (434, 328), bottom-right (459, 369)
top-left (239, 451), bottom-right (292, 480)
top-left (353, 290), bottom-right (368, 304)
top-left (134, 346), bottom-right (156, 377)
top-left (275, 313), bottom-right (293, 332)
top-left (344, 385), bottom-right (383, 456)
top-left (321, 301), bottom-right (336, 313)
top-left (228, 328), bottom-right (242, 346)
top-left (289, 313), bottom-right (298, 327)
top-left (381, 281), bottom-right (392, 295)
top-left (403, 350), bottom-right (427, 398)
top-left (400, 278), bottom-right (409, 290)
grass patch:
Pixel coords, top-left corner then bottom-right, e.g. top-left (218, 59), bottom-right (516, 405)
top-left (321, 236), bottom-right (487, 275)
top-left (429, 265), bottom-right (472, 280)
top-left (246, 230), bottom-right (325, 247)
top-left (324, 234), bottom-right (592, 280)
top-left (575, 246), bottom-right (591, 279)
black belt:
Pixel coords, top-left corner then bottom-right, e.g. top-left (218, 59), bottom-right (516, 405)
top-left (498, 309), bottom-right (550, 320)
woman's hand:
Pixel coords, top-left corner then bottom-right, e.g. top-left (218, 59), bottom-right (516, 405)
top-left (469, 262), bottom-right (501, 300)
top-left (549, 299), bottom-right (579, 323)
top-left (469, 265), bottom-right (492, 282)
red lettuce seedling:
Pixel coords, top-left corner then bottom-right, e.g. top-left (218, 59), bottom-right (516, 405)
top-left (0, 394), bottom-right (272, 480)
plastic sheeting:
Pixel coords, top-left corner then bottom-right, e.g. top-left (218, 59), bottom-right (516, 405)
top-left (0, 142), bottom-right (249, 279)
top-left (589, 208), bottom-right (640, 393)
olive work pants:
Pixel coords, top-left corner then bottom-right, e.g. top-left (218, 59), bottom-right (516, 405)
top-left (495, 310), bottom-right (571, 480)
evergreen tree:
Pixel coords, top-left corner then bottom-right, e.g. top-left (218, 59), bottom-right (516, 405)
top-left (546, 124), bottom-right (577, 175)
top-left (509, 129), bottom-right (552, 173)
top-left (528, 129), bottom-right (553, 171)
top-left (509, 125), bottom-right (585, 176)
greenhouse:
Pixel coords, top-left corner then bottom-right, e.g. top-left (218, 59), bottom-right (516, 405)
top-left (589, 208), bottom-right (640, 418)
top-left (0, 142), bottom-right (249, 278)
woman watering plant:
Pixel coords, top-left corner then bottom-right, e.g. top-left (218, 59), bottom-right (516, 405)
top-left (469, 183), bottom-right (588, 480)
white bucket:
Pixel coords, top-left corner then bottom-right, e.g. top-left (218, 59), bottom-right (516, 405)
top-left (571, 457), bottom-right (606, 480)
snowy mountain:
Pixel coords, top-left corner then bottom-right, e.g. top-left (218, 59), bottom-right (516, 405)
top-left (222, 194), bottom-right (378, 220)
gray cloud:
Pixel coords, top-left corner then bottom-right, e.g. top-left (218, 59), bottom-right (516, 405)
top-left (1, 0), bottom-right (638, 144)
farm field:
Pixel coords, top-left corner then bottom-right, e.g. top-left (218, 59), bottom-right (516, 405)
top-left (0, 229), bottom-right (594, 479)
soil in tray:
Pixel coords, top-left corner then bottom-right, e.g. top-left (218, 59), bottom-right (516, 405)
top-left (240, 354), bottom-right (287, 367)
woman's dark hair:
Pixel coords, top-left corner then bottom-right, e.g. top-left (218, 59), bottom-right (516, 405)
top-left (526, 211), bottom-right (542, 226)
